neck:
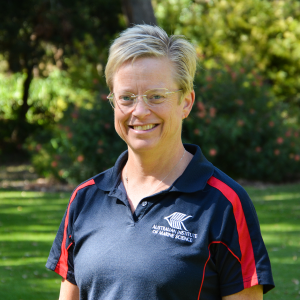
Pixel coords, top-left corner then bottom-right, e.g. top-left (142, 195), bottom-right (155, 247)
top-left (123, 142), bottom-right (193, 213)
top-left (125, 143), bottom-right (186, 184)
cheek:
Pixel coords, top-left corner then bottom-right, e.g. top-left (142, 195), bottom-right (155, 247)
top-left (161, 104), bottom-right (183, 134)
top-left (114, 112), bottom-right (127, 142)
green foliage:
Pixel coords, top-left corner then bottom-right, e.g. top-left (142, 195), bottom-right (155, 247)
top-left (22, 32), bottom-right (127, 183)
top-left (0, 70), bottom-right (81, 123)
top-left (0, 28), bottom-right (109, 161)
top-left (0, 0), bottom-right (125, 151)
top-left (0, 67), bottom-right (94, 162)
top-left (28, 96), bottom-right (126, 184)
top-left (154, 0), bottom-right (300, 113)
top-left (2, 0), bottom-right (300, 183)
top-left (0, 72), bottom-right (25, 120)
top-left (183, 66), bottom-right (300, 181)
top-left (0, 0), bottom-right (124, 73)
top-left (27, 65), bottom-right (300, 184)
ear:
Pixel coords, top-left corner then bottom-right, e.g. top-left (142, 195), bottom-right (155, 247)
top-left (182, 90), bottom-right (195, 119)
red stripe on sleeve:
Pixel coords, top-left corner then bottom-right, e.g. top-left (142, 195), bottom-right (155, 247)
top-left (207, 176), bottom-right (259, 288)
top-left (54, 179), bottom-right (95, 278)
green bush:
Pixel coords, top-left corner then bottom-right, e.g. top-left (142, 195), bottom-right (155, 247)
top-left (28, 95), bottom-right (126, 184)
top-left (154, 0), bottom-right (300, 115)
top-left (0, 68), bottom-right (92, 160)
top-left (183, 66), bottom-right (300, 182)
top-left (28, 65), bottom-right (299, 184)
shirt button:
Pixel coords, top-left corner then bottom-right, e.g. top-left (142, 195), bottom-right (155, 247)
top-left (141, 201), bottom-right (148, 207)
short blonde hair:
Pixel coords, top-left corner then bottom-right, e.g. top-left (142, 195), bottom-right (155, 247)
top-left (105, 25), bottom-right (197, 95)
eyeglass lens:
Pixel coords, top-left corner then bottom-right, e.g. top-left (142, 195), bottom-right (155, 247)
top-left (110, 89), bottom-right (177, 109)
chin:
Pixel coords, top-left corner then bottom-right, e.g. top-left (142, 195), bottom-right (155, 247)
top-left (128, 139), bottom-right (160, 153)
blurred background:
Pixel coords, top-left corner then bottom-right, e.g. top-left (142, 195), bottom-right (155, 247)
top-left (0, 0), bottom-right (299, 184)
top-left (0, 0), bottom-right (299, 299)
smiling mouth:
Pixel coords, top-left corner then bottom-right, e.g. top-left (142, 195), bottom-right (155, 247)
top-left (129, 124), bottom-right (158, 131)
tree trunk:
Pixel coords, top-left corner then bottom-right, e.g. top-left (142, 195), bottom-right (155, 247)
top-left (11, 66), bottom-right (34, 144)
top-left (121, 0), bottom-right (157, 26)
top-left (19, 65), bottom-right (33, 122)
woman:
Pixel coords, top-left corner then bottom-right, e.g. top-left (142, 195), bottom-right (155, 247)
top-left (46, 25), bottom-right (274, 300)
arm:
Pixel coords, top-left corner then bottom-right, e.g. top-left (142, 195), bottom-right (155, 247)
top-left (59, 278), bottom-right (80, 300)
top-left (222, 285), bottom-right (263, 300)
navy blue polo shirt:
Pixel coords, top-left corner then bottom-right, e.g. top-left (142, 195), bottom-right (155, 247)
top-left (46, 144), bottom-right (274, 300)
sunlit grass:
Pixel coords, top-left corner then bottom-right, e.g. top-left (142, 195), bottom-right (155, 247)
top-left (0, 189), bottom-right (68, 300)
top-left (0, 184), bottom-right (299, 299)
top-left (245, 184), bottom-right (300, 300)
top-left (263, 193), bottom-right (300, 201)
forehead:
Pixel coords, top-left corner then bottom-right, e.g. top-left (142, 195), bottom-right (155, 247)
top-left (113, 57), bottom-right (177, 92)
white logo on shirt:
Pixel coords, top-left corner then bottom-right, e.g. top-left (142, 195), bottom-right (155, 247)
top-left (164, 212), bottom-right (192, 231)
top-left (152, 212), bottom-right (197, 243)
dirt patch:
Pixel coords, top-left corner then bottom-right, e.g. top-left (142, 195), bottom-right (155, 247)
top-left (0, 164), bottom-right (75, 192)
top-left (1, 164), bottom-right (298, 192)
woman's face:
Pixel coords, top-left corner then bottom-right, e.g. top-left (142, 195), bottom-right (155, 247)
top-left (112, 57), bottom-right (194, 154)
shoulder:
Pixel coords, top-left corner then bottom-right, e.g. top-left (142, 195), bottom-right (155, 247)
top-left (73, 167), bottom-right (114, 194)
top-left (205, 166), bottom-right (260, 226)
top-left (206, 166), bottom-right (261, 233)
top-left (207, 166), bottom-right (251, 204)
top-left (67, 167), bottom-right (114, 212)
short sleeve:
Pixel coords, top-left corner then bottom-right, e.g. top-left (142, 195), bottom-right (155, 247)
top-left (45, 202), bottom-right (77, 285)
top-left (45, 179), bottom-right (95, 284)
top-left (207, 175), bottom-right (275, 296)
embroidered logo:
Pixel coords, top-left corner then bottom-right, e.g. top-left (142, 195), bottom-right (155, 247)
top-left (152, 212), bottom-right (197, 243)
top-left (164, 212), bottom-right (192, 231)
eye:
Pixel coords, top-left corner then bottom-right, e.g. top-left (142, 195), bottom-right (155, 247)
top-left (147, 93), bottom-right (166, 101)
top-left (120, 95), bottom-right (133, 101)
top-left (152, 94), bottom-right (163, 100)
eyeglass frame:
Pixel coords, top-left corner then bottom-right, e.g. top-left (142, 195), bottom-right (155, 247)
top-left (107, 88), bottom-right (183, 109)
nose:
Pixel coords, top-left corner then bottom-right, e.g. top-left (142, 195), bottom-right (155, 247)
top-left (131, 96), bottom-right (151, 118)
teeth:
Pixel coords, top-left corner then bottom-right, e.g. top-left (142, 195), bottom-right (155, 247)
top-left (133, 124), bottom-right (156, 131)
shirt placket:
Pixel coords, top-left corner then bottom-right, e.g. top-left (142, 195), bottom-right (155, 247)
top-left (109, 186), bottom-right (167, 222)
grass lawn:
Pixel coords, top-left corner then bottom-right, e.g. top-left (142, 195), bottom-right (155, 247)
top-left (0, 184), bottom-right (299, 300)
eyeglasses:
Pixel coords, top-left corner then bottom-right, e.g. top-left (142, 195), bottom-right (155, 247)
top-left (107, 88), bottom-right (182, 110)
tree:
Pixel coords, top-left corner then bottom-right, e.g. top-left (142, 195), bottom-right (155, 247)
top-left (0, 0), bottom-right (124, 145)
top-left (154, 0), bottom-right (300, 115)
top-left (121, 0), bottom-right (157, 26)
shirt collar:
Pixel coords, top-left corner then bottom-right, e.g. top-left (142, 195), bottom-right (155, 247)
top-left (94, 144), bottom-right (214, 193)
top-left (94, 150), bottom-right (128, 192)
top-left (170, 144), bottom-right (214, 193)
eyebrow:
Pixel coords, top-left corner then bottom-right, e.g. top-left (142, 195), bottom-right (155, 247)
top-left (116, 89), bottom-right (135, 94)
top-left (116, 88), bottom-right (166, 94)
